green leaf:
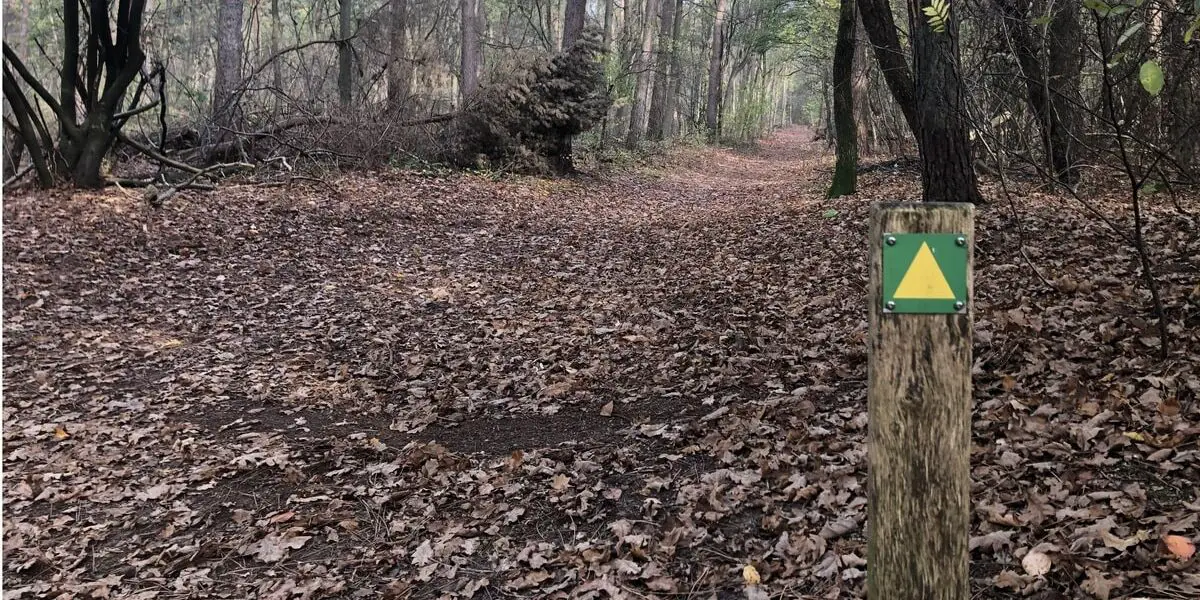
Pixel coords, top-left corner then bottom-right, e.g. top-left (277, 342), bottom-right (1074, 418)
top-left (822, 209), bottom-right (840, 219)
top-left (1116, 22), bottom-right (1144, 48)
top-left (1186, 18), bottom-right (1199, 44)
top-left (1139, 60), bottom-right (1164, 96)
top-left (923, 0), bottom-right (950, 33)
top-left (1083, 0), bottom-right (1111, 13)
top-left (1031, 15), bottom-right (1053, 25)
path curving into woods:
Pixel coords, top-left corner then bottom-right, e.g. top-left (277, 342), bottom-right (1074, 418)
top-left (4, 127), bottom-right (1198, 598)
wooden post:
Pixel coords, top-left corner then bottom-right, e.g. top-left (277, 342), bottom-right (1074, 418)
top-left (868, 202), bottom-right (973, 599)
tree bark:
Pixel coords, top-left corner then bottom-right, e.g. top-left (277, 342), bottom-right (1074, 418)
top-left (603, 0), bottom-right (615, 52)
top-left (705, 0), bottom-right (730, 140)
top-left (387, 0), bottom-right (411, 111)
top-left (829, 0), bottom-right (858, 198)
top-left (666, 0), bottom-right (685, 137)
top-left (563, 0), bottom-right (587, 49)
top-left (459, 0), bottom-right (482, 101)
top-left (906, 0), bottom-right (982, 203)
top-left (852, 13), bottom-right (874, 155)
top-left (627, 0), bottom-right (660, 147)
top-left (270, 0), bottom-right (283, 111)
top-left (213, 0), bottom-right (245, 129)
top-left (338, 0), bottom-right (353, 106)
top-left (995, 0), bottom-right (1079, 185)
top-left (857, 0), bottom-right (918, 137)
top-left (647, 0), bottom-right (678, 140)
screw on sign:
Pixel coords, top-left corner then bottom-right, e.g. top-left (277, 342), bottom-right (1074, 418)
top-left (881, 233), bottom-right (969, 314)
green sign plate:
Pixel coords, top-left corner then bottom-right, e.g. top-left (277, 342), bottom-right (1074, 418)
top-left (882, 233), bottom-right (968, 314)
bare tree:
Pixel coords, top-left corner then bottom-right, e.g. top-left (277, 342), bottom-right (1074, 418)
top-left (3, 0), bottom-right (148, 187)
top-left (705, 0), bottom-right (730, 140)
top-left (627, 0), bottom-right (661, 147)
top-left (647, 0), bottom-right (680, 140)
top-left (387, 0), bottom-right (412, 112)
top-left (213, 0), bottom-right (245, 130)
top-left (828, 0), bottom-right (858, 198)
top-left (338, 0), bottom-right (354, 106)
top-left (460, 0), bottom-right (482, 101)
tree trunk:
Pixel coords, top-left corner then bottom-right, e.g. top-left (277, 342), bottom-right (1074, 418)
top-left (705, 0), bottom-right (730, 141)
top-left (647, 0), bottom-right (678, 140)
top-left (387, 0), bottom-right (411, 111)
top-left (603, 0), bottom-right (615, 52)
top-left (213, 0), bottom-right (245, 129)
top-left (627, 0), bottom-right (660, 147)
top-left (1163, 1), bottom-right (1200, 173)
top-left (857, 0), bottom-right (918, 137)
top-left (270, 0), bottom-right (283, 111)
top-left (338, 0), bottom-right (354, 106)
top-left (853, 14), bottom-right (874, 155)
top-left (459, 0), bottom-right (481, 101)
top-left (829, 0), bottom-right (859, 198)
top-left (563, 0), bottom-right (587, 49)
top-left (666, 0), bottom-right (685, 137)
top-left (552, 0), bottom-right (589, 172)
top-left (996, 0), bottom-right (1079, 185)
top-left (906, 0), bottom-right (982, 203)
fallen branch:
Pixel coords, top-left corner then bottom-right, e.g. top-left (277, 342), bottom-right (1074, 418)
top-left (147, 161), bottom-right (254, 207)
top-left (117, 130), bottom-right (203, 173)
top-left (4, 163), bottom-right (34, 186)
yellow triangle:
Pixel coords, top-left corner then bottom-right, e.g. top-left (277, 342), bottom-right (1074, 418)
top-left (894, 242), bottom-right (956, 300)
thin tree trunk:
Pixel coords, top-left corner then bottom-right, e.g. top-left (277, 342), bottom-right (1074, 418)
top-left (857, 0), bottom-right (918, 137)
top-left (459, 0), bottom-right (481, 101)
top-left (829, 0), bottom-right (858, 198)
top-left (627, 0), bottom-right (660, 147)
top-left (705, 0), bottom-right (730, 140)
top-left (338, 0), bottom-right (353, 106)
top-left (603, 0), bottom-right (615, 52)
top-left (852, 13), bottom-right (873, 155)
top-left (213, 0), bottom-right (245, 130)
top-left (270, 0), bottom-right (282, 111)
top-left (996, 0), bottom-right (1078, 185)
top-left (647, 0), bottom-right (678, 140)
top-left (666, 0), bottom-right (685, 137)
top-left (906, 0), bottom-right (982, 203)
top-left (387, 0), bottom-right (411, 111)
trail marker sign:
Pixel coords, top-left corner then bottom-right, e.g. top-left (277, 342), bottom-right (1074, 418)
top-left (881, 233), bottom-right (969, 314)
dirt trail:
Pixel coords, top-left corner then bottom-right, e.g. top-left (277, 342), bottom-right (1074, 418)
top-left (5, 128), bottom-right (1197, 599)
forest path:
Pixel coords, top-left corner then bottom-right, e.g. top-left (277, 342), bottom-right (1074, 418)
top-left (5, 128), bottom-right (1198, 599)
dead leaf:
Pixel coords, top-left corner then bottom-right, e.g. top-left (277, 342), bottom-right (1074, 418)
top-left (411, 540), bottom-right (434, 566)
top-left (1161, 535), bottom-right (1196, 560)
top-left (550, 474), bottom-right (570, 491)
top-left (1021, 550), bottom-right (1052, 576)
top-left (742, 564), bottom-right (760, 585)
top-left (600, 401), bottom-right (614, 417)
top-left (1081, 569), bottom-right (1121, 600)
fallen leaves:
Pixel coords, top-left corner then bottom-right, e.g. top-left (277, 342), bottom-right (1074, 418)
top-left (2, 129), bottom-right (1197, 599)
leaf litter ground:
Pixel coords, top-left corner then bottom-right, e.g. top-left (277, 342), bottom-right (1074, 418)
top-left (3, 129), bottom-right (1198, 599)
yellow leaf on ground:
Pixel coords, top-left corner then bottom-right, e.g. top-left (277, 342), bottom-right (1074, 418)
top-left (54, 426), bottom-right (69, 440)
top-left (742, 565), bottom-right (760, 585)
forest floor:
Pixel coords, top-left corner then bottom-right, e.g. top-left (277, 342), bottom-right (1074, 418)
top-left (3, 128), bottom-right (1199, 599)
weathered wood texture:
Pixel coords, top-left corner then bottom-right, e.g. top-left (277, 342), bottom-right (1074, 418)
top-left (868, 202), bottom-right (973, 599)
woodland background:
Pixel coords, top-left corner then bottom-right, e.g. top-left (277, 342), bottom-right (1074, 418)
top-left (2, 0), bottom-right (1199, 599)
